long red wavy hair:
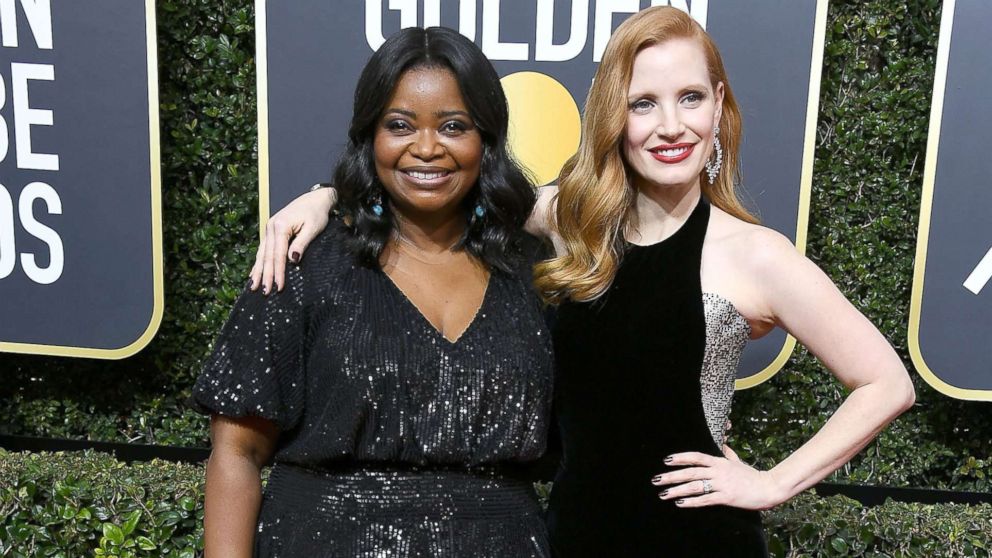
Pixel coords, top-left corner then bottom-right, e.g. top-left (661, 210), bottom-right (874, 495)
top-left (534, 6), bottom-right (757, 304)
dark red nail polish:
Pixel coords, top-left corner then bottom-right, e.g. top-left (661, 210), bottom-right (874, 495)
top-left (262, 285), bottom-right (268, 295)
top-left (291, 251), bottom-right (300, 263)
top-left (661, 490), bottom-right (669, 497)
top-left (664, 456), bottom-right (673, 464)
top-left (248, 278), bottom-right (254, 289)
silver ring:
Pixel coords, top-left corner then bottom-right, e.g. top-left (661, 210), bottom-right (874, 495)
top-left (701, 479), bottom-right (713, 495)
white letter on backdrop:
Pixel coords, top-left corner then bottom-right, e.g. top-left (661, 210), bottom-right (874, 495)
top-left (0, 184), bottom-right (15, 279)
top-left (482, 0), bottom-right (528, 60)
top-left (12, 62), bottom-right (58, 171)
top-left (423, 0), bottom-right (476, 41)
top-left (365, 0), bottom-right (418, 51)
top-left (0, 0), bottom-right (53, 49)
top-left (18, 181), bottom-right (62, 285)
top-left (535, 0), bottom-right (588, 62)
top-left (0, 73), bottom-right (8, 163)
top-left (594, 0), bottom-right (639, 63)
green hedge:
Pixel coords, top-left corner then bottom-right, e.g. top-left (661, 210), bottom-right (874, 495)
top-left (2, 451), bottom-right (990, 557)
top-left (1, 0), bottom-right (990, 493)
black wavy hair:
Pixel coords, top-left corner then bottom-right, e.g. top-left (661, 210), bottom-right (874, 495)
top-left (333, 26), bottom-right (536, 273)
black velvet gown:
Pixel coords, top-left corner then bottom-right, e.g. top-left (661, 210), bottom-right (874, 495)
top-left (547, 199), bottom-right (768, 557)
top-left (192, 219), bottom-right (555, 557)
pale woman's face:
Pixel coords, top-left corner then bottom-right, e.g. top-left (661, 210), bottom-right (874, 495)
top-left (623, 38), bottom-right (724, 192)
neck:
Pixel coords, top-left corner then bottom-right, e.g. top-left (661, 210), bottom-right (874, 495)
top-left (390, 208), bottom-right (466, 253)
top-left (628, 179), bottom-right (701, 244)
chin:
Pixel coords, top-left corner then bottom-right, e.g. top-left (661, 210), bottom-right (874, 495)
top-left (639, 171), bottom-right (699, 191)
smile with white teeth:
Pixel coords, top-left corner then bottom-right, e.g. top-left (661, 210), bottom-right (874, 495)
top-left (405, 170), bottom-right (450, 180)
top-left (654, 147), bottom-right (688, 157)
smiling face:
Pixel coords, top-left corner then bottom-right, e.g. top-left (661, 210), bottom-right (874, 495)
top-left (623, 38), bottom-right (724, 194)
top-left (373, 66), bottom-right (483, 222)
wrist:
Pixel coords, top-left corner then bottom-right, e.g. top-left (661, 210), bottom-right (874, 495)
top-left (308, 183), bottom-right (337, 206)
top-left (762, 467), bottom-right (792, 507)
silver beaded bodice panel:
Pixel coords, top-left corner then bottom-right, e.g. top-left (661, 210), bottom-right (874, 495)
top-left (700, 293), bottom-right (751, 449)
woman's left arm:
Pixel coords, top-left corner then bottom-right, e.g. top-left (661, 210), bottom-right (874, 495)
top-left (655, 229), bottom-right (915, 510)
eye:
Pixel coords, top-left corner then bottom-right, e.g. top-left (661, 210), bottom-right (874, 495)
top-left (629, 99), bottom-right (655, 114)
top-left (385, 119), bottom-right (413, 133)
top-left (440, 120), bottom-right (469, 135)
top-left (680, 91), bottom-right (706, 106)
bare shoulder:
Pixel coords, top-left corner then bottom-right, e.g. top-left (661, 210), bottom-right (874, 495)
top-left (706, 206), bottom-right (801, 274)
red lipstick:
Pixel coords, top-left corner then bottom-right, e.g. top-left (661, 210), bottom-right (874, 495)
top-left (649, 143), bottom-right (695, 163)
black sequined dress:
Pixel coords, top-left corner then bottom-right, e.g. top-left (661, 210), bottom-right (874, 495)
top-left (192, 219), bottom-right (554, 557)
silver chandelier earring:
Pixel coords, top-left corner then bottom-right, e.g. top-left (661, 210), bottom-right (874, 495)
top-left (705, 125), bottom-right (723, 184)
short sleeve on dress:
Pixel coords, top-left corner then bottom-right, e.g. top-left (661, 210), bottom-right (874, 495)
top-left (190, 266), bottom-right (306, 431)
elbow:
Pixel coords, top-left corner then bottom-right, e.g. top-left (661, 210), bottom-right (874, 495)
top-left (900, 377), bottom-right (917, 412)
top-left (890, 370), bottom-right (916, 415)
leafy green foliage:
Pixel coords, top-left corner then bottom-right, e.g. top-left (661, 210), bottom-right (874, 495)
top-left (3, 452), bottom-right (990, 557)
top-left (765, 493), bottom-right (992, 557)
top-left (0, 451), bottom-right (203, 558)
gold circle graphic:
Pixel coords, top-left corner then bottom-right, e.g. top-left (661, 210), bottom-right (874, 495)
top-left (500, 71), bottom-right (581, 186)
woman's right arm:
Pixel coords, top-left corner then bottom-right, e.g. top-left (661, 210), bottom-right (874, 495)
top-left (251, 184), bottom-right (558, 293)
top-left (204, 415), bottom-right (279, 558)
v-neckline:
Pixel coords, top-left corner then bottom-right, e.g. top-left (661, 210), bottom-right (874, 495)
top-left (381, 269), bottom-right (492, 346)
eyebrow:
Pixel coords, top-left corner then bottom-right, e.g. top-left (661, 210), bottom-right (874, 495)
top-left (435, 110), bottom-right (470, 118)
top-left (383, 108), bottom-right (471, 119)
top-left (626, 84), bottom-right (710, 100)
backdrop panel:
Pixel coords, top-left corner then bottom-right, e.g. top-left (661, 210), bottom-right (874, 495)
top-left (910, 0), bottom-right (992, 400)
top-left (0, 0), bottom-right (163, 359)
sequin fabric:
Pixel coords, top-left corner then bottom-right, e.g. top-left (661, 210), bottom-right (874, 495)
top-left (700, 293), bottom-right (751, 448)
top-left (192, 219), bottom-right (554, 557)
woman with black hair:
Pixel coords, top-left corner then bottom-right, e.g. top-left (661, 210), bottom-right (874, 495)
top-left (192, 27), bottom-right (553, 557)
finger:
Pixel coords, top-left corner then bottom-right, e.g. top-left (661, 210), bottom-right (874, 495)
top-left (665, 452), bottom-right (718, 468)
top-left (651, 467), bottom-right (709, 487)
top-left (248, 240), bottom-right (265, 291)
top-left (262, 221), bottom-right (277, 294)
top-left (674, 493), bottom-right (721, 508)
top-left (271, 221), bottom-right (290, 293)
top-left (659, 479), bottom-right (709, 500)
top-left (287, 222), bottom-right (321, 265)
top-left (723, 444), bottom-right (741, 463)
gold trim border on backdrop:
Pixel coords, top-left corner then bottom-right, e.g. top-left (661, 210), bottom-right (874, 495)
top-left (0, 0), bottom-right (164, 360)
top-left (254, 1), bottom-right (828, 390)
top-left (908, 0), bottom-right (992, 401)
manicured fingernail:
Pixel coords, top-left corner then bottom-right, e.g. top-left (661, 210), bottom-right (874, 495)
top-left (291, 251), bottom-right (300, 263)
top-left (661, 490), bottom-right (669, 497)
top-left (262, 285), bottom-right (268, 295)
top-left (664, 456), bottom-right (673, 464)
top-left (248, 278), bottom-right (254, 289)
top-left (651, 475), bottom-right (663, 484)
top-left (676, 499), bottom-right (684, 505)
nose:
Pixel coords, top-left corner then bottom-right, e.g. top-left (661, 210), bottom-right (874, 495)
top-left (410, 130), bottom-right (444, 161)
top-left (654, 106), bottom-right (685, 140)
